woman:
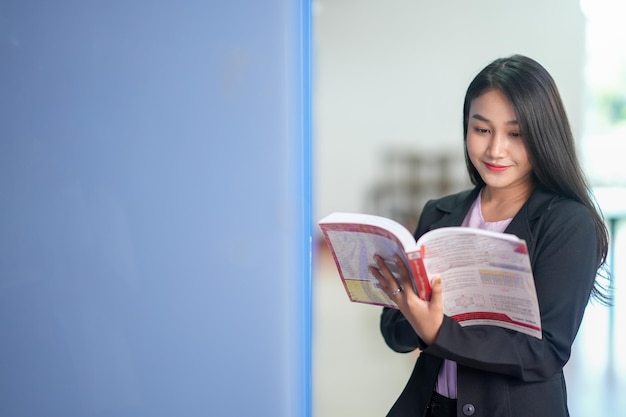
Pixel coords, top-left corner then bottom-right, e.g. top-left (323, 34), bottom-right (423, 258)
top-left (369, 55), bottom-right (611, 417)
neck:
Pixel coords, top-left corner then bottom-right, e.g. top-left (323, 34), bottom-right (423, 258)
top-left (480, 184), bottom-right (534, 222)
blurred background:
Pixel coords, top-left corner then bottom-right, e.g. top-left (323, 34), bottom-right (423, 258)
top-left (312, 0), bottom-right (626, 416)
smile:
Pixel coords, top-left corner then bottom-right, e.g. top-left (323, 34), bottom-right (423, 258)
top-left (484, 162), bottom-right (509, 172)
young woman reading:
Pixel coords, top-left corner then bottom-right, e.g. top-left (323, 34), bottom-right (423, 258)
top-left (369, 55), bottom-right (611, 417)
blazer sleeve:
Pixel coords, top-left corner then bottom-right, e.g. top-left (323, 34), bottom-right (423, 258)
top-left (424, 200), bottom-right (599, 382)
top-left (380, 307), bottom-right (423, 353)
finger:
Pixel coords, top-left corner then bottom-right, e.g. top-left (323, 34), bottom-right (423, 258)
top-left (392, 254), bottom-right (412, 293)
top-left (368, 260), bottom-right (389, 291)
top-left (370, 255), bottom-right (402, 294)
top-left (429, 276), bottom-right (443, 311)
top-left (368, 264), bottom-right (384, 284)
top-left (373, 255), bottom-right (395, 281)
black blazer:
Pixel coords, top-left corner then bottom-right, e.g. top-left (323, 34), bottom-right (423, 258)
top-left (381, 186), bottom-right (599, 417)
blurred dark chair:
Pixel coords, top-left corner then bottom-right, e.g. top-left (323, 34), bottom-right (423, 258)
top-left (365, 149), bottom-right (470, 233)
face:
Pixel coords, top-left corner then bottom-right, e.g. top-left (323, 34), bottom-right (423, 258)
top-left (466, 89), bottom-right (533, 194)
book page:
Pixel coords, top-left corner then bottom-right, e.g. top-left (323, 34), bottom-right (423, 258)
top-left (321, 224), bottom-right (411, 308)
top-left (319, 212), bottom-right (417, 249)
top-left (418, 229), bottom-right (541, 338)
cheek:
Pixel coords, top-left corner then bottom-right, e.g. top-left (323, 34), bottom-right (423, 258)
top-left (465, 135), bottom-right (482, 161)
top-left (514, 143), bottom-right (531, 167)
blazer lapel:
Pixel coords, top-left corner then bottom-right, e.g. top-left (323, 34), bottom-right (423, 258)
top-left (428, 187), bottom-right (480, 230)
top-left (504, 186), bottom-right (556, 256)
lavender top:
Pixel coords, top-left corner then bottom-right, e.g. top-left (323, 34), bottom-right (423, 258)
top-left (435, 190), bottom-right (513, 399)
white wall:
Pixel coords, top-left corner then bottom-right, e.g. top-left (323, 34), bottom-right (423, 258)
top-left (314, 0), bottom-right (586, 225)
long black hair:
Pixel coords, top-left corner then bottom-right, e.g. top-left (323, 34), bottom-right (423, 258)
top-left (462, 54), bottom-right (612, 305)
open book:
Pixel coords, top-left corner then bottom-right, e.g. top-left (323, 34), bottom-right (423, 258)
top-left (318, 212), bottom-right (542, 339)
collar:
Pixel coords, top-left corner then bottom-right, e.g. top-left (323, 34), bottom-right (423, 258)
top-left (429, 185), bottom-right (559, 249)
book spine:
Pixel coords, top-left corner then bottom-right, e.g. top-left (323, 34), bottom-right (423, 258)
top-left (407, 246), bottom-right (431, 300)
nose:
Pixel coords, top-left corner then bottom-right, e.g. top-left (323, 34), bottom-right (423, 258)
top-left (487, 131), bottom-right (507, 158)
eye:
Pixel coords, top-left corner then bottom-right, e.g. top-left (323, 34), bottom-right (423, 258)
top-left (474, 127), bottom-right (490, 134)
top-left (510, 131), bottom-right (521, 138)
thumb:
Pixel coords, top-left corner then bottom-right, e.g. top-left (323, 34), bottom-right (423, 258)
top-left (429, 276), bottom-right (444, 312)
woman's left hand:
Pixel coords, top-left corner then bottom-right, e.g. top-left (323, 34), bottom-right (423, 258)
top-left (369, 254), bottom-right (444, 345)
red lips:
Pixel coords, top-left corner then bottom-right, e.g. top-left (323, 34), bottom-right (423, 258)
top-left (484, 162), bottom-right (509, 172)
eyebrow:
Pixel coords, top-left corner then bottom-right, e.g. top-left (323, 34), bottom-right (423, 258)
top-left (471, 113), bottom-right (519, 125)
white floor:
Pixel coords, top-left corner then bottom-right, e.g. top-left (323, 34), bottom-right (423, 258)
top-left (313, 239), bottom-right (626, 417)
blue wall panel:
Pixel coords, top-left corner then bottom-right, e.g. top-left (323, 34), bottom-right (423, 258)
top-left (0, 1), bottom-right (311, 416)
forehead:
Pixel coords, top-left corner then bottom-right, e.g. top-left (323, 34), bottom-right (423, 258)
top-left (469, 89), bottom-right (517, 122)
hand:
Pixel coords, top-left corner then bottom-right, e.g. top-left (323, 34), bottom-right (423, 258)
top-left (369, 254), bottom-right (444, 345)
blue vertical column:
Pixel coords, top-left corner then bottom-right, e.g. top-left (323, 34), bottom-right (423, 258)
top-left (0, 1), bottom-right (311, 416)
